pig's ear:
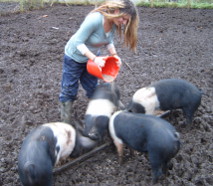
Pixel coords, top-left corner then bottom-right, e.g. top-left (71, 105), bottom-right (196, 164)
top-left (126, 101), bottom-right (132, 112)
top-left (118, 100), bottom-right (126, 110)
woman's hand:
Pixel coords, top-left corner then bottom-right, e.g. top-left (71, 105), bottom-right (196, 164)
top-left (94, 57), bottom-right (106, 67)
top-left (113, 55), bottom-right (122, 66)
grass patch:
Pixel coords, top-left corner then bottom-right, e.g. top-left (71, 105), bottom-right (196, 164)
top-left (0, 0), bottom-right (212, 14)
top-left (137, 1), bottom-right (213, 9)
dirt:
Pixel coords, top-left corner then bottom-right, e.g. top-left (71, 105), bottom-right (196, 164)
top-left (0, 3), bottom-right (213, 186)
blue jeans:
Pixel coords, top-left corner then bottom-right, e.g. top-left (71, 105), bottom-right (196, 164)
top-left (59, 55), bottom-right (98, 102)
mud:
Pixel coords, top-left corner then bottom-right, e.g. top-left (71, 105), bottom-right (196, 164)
top-left (0, 4), bottom-right (212, 186)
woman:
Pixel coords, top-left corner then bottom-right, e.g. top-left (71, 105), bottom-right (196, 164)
top-left (59, 0), bottom-right (139, 124)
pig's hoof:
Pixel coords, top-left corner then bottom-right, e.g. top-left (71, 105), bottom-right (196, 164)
top-left (180, 121), bottom-right (187, 128)
top-left (167, 162), bottom-right (173, 170)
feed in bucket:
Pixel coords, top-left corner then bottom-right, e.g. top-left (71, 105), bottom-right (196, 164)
top-left (87, 56), bottom-right (120, 82)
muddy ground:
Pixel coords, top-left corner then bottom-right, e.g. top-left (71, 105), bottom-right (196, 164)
top-left (0, 3), bottom-right (213, 186)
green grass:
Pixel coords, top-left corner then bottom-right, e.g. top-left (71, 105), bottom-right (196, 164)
top-left (137, 1), bottom-right (213, 9)
top-left (0, 0), bottom-right (19, 2)
top-left (0, 0), bottom-right (212, 13)
top-left (141, 0), bottom-right (213, 9)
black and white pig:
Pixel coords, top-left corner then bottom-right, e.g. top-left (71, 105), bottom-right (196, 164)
top-left (83, 83), bottom-right (124, 141)
top-left (127, 78), bottom-right (202, 125)
top-left (109, 111), bottom-right (181, 183)
top-left (18, 122), bottom-right (96, 186)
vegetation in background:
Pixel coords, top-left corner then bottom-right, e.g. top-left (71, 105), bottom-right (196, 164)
top-left (20, 0), bottom-right (44, 11)
top-left (138, 1), bottom-right (213, 9)
top-left (0, 0), bottom-right (212, 13)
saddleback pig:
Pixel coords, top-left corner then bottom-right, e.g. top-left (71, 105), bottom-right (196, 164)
top-left (127, 78), bottom-right (202, 125)
top-left (18, 122), bottom-right (96, 186)
top-left (83, 82), bottom-right (124, 141)
top-left (109, 111), bottom-right (181, 183)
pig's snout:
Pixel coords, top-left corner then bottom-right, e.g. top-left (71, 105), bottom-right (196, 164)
top-left (88, 132), bottom-right (100, 141)
top-left (88, 128), bottom-right (101, 141)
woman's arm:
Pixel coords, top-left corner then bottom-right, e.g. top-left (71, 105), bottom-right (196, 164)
top-left (77, 44), bottom-right (96, 61)
top-left (107, 43), bottom-right (122, 66)
top-left (107, 43), bottom-right (117, 56)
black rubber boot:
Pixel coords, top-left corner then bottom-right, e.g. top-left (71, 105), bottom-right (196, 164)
top-left (60, 101), bottom-right (73, 124)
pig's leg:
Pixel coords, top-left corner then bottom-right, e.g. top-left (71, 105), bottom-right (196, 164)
top-left (162, 160), bottom-right (169, 175)
top-left (162, 160), bottom-right (174, 178)
top-left (183, 106), bottom-right (194, 125)
top-left (149, 153), bottom-right (163, 184)
top-left (129, 148), bottom-right (136, 157)
top-left (114, 140), bottom-right (124, 164)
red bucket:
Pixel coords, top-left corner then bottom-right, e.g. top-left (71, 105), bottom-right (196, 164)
top-left (87, 56), bottom-right (120, 82)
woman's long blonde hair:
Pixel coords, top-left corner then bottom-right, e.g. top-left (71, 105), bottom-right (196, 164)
top-left (91, 0), bottom-right (139, 52)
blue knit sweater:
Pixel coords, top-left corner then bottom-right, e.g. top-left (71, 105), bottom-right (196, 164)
top-left (65, 12), bottom-right (116, 63)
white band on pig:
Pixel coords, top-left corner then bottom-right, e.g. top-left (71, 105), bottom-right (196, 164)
top-left (43, 122), bottom-right (76, 165)
top-left (109, 111), bottom-right (123, 144)
top-left (86, 99), bottom-right (116, 117)
top-left (133, 87), bottom-right (160, 115)
top-left (77, 44), bottom-right (89, 55)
